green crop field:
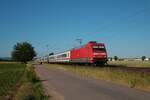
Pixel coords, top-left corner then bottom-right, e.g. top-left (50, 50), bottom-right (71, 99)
top-left (0, 63), bottom-right (26, 97)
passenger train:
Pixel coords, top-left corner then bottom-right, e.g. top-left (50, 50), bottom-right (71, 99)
top-left (37, 41), bottom-right (108, 65)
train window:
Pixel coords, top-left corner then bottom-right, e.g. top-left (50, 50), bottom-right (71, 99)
top-left (49, 57), bottom-right (54, 59)
top-left (62, 54), bottom-right (67, 57)
top-left (57, 54), bottom-right (67, 58)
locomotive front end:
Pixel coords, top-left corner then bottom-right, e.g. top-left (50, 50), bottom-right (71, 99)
top-left (92, 43), bottom-right (108, 65)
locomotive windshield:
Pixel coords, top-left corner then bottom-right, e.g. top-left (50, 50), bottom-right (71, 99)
top-left (93, 46), bottom-right (106, 52)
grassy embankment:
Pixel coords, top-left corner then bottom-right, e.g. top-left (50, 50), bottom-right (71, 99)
top-left (45, 64), bottom-right (150, 92)
top-left (108, 61), bottom-right (150, 67)
top-left (0, 62), bottom-right (48, 100)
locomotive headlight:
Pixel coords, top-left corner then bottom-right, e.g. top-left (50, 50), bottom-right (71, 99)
top-left (94, 52), bottom-right (106, 56)
top-left (93, 53), bottom-right (99, 55)
top-left (101, 53), bottom-right (106, 55)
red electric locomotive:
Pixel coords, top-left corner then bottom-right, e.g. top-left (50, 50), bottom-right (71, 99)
top-left (70, 41), bottom-right (108, 65)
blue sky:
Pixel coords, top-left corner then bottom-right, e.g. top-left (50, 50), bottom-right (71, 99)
top-left (0, 0), bottom-right (150, 58)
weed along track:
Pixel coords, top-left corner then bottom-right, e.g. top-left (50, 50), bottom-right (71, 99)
top-left (46, 63), bottom-right (150, 74)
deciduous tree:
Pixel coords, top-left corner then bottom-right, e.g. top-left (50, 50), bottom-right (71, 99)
top-left (11, 42), bottom-right (36, 63)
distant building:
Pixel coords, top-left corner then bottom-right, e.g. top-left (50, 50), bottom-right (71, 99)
top-left (134, 58), bottom-right (142, 61)
top-left (145, 58), bottom-right (149, 61)
top-left (108, 57), bottom-right (115, 61)
top-left (108, 57), bottom-right (150, 62)
top-left (122, 58), bottom-right (135, 61)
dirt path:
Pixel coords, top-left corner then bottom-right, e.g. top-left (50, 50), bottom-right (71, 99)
top-left (34, 64), bottom-right (150, 100)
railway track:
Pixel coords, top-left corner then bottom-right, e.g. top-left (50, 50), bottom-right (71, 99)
top-left (104, 65), bottom-right (150, 74)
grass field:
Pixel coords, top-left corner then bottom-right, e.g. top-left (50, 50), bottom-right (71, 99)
top-left (108, 61), bottom-right (150, 67)
top-left (0, 63), bottom-right (26, 98)
top-left (0, 62), bottom-right (48, 100)
top-left (14, 64), bottom-right (49, 100)
top-left (45, 64), bottom-right (150, 92)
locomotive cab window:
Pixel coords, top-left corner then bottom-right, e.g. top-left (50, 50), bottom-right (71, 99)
top-left (93, 46), bottom-right (106, 51)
